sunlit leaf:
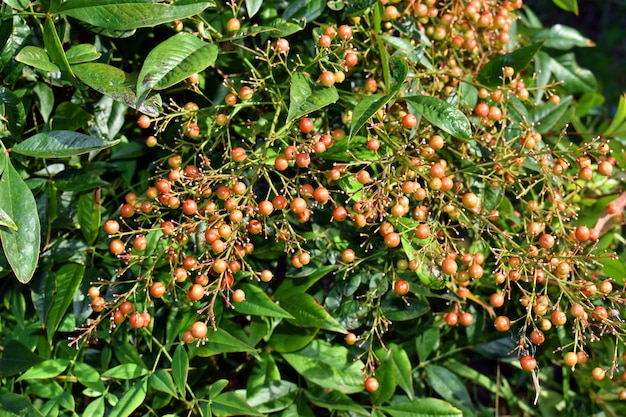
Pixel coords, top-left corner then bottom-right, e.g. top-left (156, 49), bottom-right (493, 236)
top-left (13, 131), bottom-right (118, 158)
top-left (287, 71), bottom-right (338, 123)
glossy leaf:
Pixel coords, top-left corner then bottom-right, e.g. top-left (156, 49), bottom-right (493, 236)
top-left (72, 63), bottom-right (162, 116)
top-left (0, 86), bottom-right (26, 138)
top-left (402, 95), bottom-right (471, 141)
top-left (102, 363), bottom-right (149, 380)
top-left (149, 370), bottom-right (178, 397)
top-left (55, 0), bottom-right (214, 31)
top-left (137, 33), bottom-right (217, 105)
top-left (281, 340), bottom-right (364, 394)
top-left (77, 191), bottom-right (101, 245)
top-left (277, 291), bottom-right (345, 332)
top-left (193, 328), bottom-right (257, 357)
top-left (282, 0), bottom-right (325, 21)
top-left (416, 326), bottom-right (440, 362)
top-left (552, 0), bottom-right (578, 14)
top-left (370, 349), bottom-right (396, 405)
top-left (304, 386), bottom-right (369, 415)
top-left (389, 343), bottom-right (414, 399)
top-left (0, 207), bottom-right (18, 231)
top-left (74, 362), bottom-right (105, 394)
top-left (245, 0), bottom-right (262, 18)
top-left (538, 51), bottom-right (596, 94)
top-left (52, 101), bottom-right (93, 131)
top-left (83, 396), bottom-right (105, 417)
top-left (287, 71), bottom-right (338, 123)
top-left (16, 359), bottom-right (70, 381)
top-left (15, 46), bottom-right (60, 72)
top-left (533, 24), bottom-right (592, 50)
top-left (43, 16), bottom-right (74, 79)
top-left (529, 96), bottom-right (574, 134)
top-left (108, 377), bottom-right (148, 417)
top-left (212, 391), bottom-right (263, 417)
top-left (425, 364), bottom-right (474, 416)
top-left (0, 157), bottom-right (41, 284)
top-left (12, 131), bottom-right (118, 158)
top-left (65, 43), bottom-right (101, 64)
top-left (380, 398), bottom-right (462, 417)
top-left (381, 295), bottom-right (429, 321)
top-left (172, 345), bottom-right (188, 396)
top-left (477, 42), bottom-right (543, 87)
top-left (246, 380), bottom-right (299, 413)
top-left (33, 83), bottom-right (54, 123)
top-left (0, 340), bottom-right (43, 376)
top-left (233, 283), bottom-right (294, 318)
top-left (349, 56), bottom-right (408, 139)
top-left (268, 322), bottom-right (318, 353)
top-left (45, 263), bottom-right (85, 341)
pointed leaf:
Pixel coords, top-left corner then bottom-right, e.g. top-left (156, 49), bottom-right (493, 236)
top-left (349, 56), bottom-right (408, 139)
top-left (77, 190), bottom-right (101, 245)
top-left (17, 359), bottom-right (70, 381)
top-left (389, 343), bottom-right (414, 399)
top-left (0, 207), bottom-right (18, 231)
top-left (0, 340), bottom-right (43, 377)
top-left (212, 391), bottom-right (264, 417)
top-left (553, 0), bottom-right (578, 14)
top-left (55, 0), bottom-right (214, 31)
top-left (380, 398), bottom-right (462, 417)
top-left (277, 292), bottom-right (345, 333)
top-left (108, 378), bottom-right (148, 417)
top-left (172, 345), bottom-right (188, 396)
top-left (287, 71), bottom-right (338, 123)
top-left (533, 24), bottom-right (593, 49)
top-left (45, 263), bottom-right (85, 341)
top-left (43, 16), bottom-right (74, 79)
top-left (102, 363), bottom-right (148, 380)
top-left (0, 157), bottom-right (41, 283)
top-left (304, 386), bottom-right (369, 415)
top-left (425, 364), bottom-right (474, 416)
top-left (233, 283), bottom-right (294, 318)
top-left (0, 86), bottom-right (26, 138)
top-left (538, 51), bottom-right (596, 94)
top-left (13, 131), bottom-right (119, 158)
top-left (65, 43), bottom-right (101, 64)
top-left (149, 369), bottom-right (178, 397)
top-left (74, 362), bottom-right (105, 394)
top-left (83, 396), bottom-right (105, 417)
top-left (402, 95), bottom-right (471, 141)
top-left (193, 328), bottom-right (257, 357)
top-left (281, 340), bottom-right (364, 394)
top-left (72, 63), bottom-right (162, 116)
top-left (33, 83), bottom-right (55, 123)
top-left (15, 46), bottom-right (60, 72)
top-left (477, 42), bottom-right (543, 87)
top-left (246, 380), bottom-right (298, 413)
top-left (137, 33), bottom-right (217, 104)
top-left (245, 0), bottom-right (263, 18)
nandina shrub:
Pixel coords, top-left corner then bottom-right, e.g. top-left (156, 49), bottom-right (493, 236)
top-left (1, 0), bottom-right (626, 416)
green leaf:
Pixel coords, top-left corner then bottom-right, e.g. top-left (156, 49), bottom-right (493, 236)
top-left (149, 370), bottom-right (178, 397)
top-left (402, 95), bottom-right (471, 141)
top-left (72, 63), bottom-right (162, 116)
top-left (533, 24), bottom-right (592, 50)
top-left (552, 0), bottom-right (578, 15)
top-left (0, 157), bottom-right (41, 284)
top-left (0, 86), bottom-right (26, 138)
top-left (52, 101), bottom-right (93, 131)
top-left (416, 326), bottom-right (439, 362)
top-left (55, 0), bottom-right (214, 31)
top-left (74, 362), bottom-right (105, 394)
top-left (425, 364), bottom-right (474, 416)
top-left (304, 386), bottom-right (369, 415)
top-left (137, 33), bottom-right (217, 105)
top-left (0, 207), bottom-right (18, 231)
top-left (321, 135), bottom-right (378, 162)
top-left (287, 71), bottom-right (339, 123)
top-left (269, 321), bottom-right (318, 353)
top-left (380, 398), bottom-right (462, 417)
top-left (83, 396), bottom-right (105, 417)
top-left (43, 16), bottom-right (74, 80)
top-left (529, 96), bottom-right (573, 134)
top-left (193, 328), bottom-right (257, 357)
top-left (33, 83), bottom-right (55, 123)
top-left (77, 191), bottom-right (101, 245)
top-left (246, 351), bottom-right (281, 393)
top-left (277, 292), bottom-right (345, 332)
top-left (212, 391), bottom-right (263, 417)
top-left (537, 51), bottom-right (596, 94)
top-left (15, 46), bottom-right (60, 72)
top-left (349, 56), bottom-right (408, 139)
top-left (65, 43), bottom-right (101, 64)
top-left (281, 340), bottom-right (364, 394)
top-left (603, 93), bottom-right (626, 136)
top-left (245, 0), bottom-right (262, 18)
top-left (0, 340), bottom-right (43, 377)
top-left (231, 283), bottom-right (294, 318)
top-left (370, 349), bottom-right (396, 405)
top-left (45, 263), bottom-right (85, 341)
top-left (16, 359), bottom-right (70, 381)
top-left (380, 295), bottom-right (429, 321)
top-left (101, 363), bottom-right (148, 380)
top-left (108, 377), bottom-right (148, 417)
top-left (389, 343), bottom-right (414, 400)
top-left (282, 0), bottom-right (325, 21)
top-left (246, 380), bottom-right (299, 413)
top-left (13, 131), bottom-right (119, 158)
top-left (477, 42), bottom-right (543, 87)
top-left (172, 345), bottom-right (188, 396)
